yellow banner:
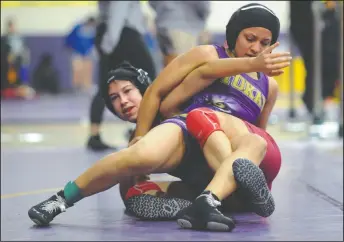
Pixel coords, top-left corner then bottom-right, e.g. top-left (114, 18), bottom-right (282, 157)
top-left (1, 1), bottom-right (97, 8)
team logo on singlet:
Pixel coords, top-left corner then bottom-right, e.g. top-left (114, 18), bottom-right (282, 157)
top-left (221, 75), bottom-right (266, 109)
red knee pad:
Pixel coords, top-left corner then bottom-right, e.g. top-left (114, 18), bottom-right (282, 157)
top-left (186, 107), bottom-right (223, 147)
top-left (125, 181), bottom-right (162, 200)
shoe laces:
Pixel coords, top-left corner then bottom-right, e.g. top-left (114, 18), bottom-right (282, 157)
top-left (40, 195), bottom-right (67, 214)
top-left (199, 194), bottom-right (222, 208)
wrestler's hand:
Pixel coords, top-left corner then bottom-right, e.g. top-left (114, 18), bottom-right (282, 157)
top-left (252, 42), bottom-right (292, 76)
top-left (128, 136), bottom-right (142, 147)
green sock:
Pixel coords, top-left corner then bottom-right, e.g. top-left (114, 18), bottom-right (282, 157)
top-left (63, 181), bottom-right (84, 205)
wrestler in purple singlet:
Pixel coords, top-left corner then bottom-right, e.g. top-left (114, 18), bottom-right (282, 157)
top-left (182, 44), bottom-right (269, 124)
top-left (162, 44), bottom-right (271, 190)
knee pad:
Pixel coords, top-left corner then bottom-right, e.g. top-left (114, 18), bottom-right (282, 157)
top-left (186, 107), bottom-right (223, 148)
top-left (125, 181), bottom-right (163, 200)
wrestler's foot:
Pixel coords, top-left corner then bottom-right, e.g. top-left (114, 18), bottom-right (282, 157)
top-left (28, 190), bottom-right (72, 226)
top-left (232, 158), bottom-right (275, 217)
top-left (87, 135), bottom-right (115, 152)
top-left (176, 191), bottom-right (235, 232)
top-left (125, 194), bottom-right (192, 220)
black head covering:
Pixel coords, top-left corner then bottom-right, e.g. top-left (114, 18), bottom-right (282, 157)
top-left (226, 3), bottom-right (280, 51)
top-left (101, 61), bottom-right (152, 116)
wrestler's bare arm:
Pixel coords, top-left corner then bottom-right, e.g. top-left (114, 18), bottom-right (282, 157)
top-left (160, 43), bottom-right (290, 118)
top-left (134, 45), bottom-right (216, 138)
top-left (159, 51), bottom-right (259, 118)
top-left (255, 77), bottom-right (279, 130)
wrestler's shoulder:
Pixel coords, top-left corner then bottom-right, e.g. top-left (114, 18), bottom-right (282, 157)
top-left (267, 76), bottom-right (279, 93)
top-left (187, 45), bottom-right (219, 60)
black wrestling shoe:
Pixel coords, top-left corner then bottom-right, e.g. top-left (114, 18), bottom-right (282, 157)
top-left (176, 191), bottom-right (235, 232)
top-left (125, 194), bottom-right (192, 220)
top-left (87, 135), bottom-right (115, 152)
top-left (28, 190), bottom-right (72, 226)
top-left (232, 158), bottom-right (275, 217)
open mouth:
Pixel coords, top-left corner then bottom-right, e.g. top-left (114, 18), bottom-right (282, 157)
top-left (124, 107), bottom-right (134, 115)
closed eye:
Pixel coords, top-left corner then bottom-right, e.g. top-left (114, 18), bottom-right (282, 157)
top-left (261, 40), bottom-right (271, 46)
top-left (246, 37), bottom-right (255, 42)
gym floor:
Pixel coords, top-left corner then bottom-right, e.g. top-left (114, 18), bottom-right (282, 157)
top-left (1, 93), bottom-right (343, 241)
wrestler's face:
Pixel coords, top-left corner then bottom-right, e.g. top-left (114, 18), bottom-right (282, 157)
top-left (234, 27), bottom-right (272, 57)
top-left (108, 80), bottom-right (142, 123)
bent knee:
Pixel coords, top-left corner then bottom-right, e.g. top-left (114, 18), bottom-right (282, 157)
top-left (243, 133), bottom-right (267, 158)
top-left (250, 134), bottom-right (267, 157)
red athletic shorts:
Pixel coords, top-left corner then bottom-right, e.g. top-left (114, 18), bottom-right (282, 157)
top-left (243, 121), bottom-right (282, 190)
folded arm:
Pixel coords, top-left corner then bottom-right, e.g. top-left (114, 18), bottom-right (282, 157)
top-left (160, 55), bottom-right (257, 118)
top-left (134, 45), bottom-right (216, 137)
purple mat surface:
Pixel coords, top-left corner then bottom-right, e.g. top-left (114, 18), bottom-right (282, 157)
top-left (1, 142), bottom-right (342, 241)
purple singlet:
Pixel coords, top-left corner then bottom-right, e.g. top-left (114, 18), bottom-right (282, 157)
top-left (181, 45), bottom-right (270, 124)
